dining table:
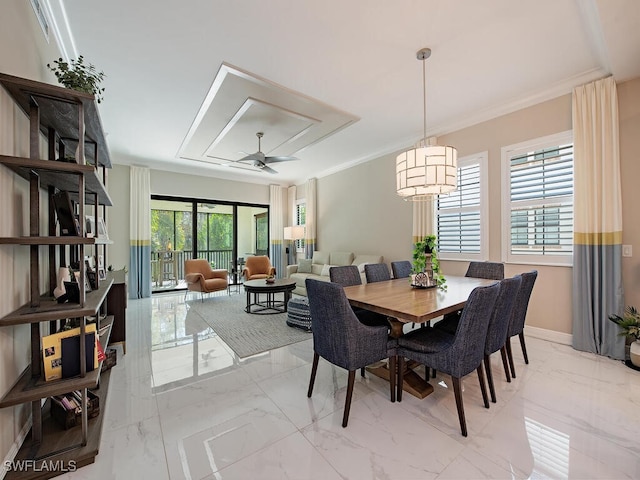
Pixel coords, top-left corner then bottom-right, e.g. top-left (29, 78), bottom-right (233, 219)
top-left (343, 275), bottom-right (497, 399)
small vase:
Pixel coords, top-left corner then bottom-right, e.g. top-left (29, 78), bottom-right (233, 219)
top-left (630, 340), bottom-right (640, 367)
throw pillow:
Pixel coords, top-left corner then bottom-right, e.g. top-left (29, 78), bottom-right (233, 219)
top-left (297, 258), bottom-right (312, 273)
top-left (320, 264), bottom-right (335, 276)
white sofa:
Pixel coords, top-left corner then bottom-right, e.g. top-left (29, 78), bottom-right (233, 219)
top-left (286, 251), bottom-right (384, 296)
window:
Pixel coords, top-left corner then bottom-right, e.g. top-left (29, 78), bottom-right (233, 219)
top-left (436, 153), bottom-right (488, 260)
top-left (295, 201), bottom-right (306, 251)
top-left (501, 131), bottom-right (573, 265)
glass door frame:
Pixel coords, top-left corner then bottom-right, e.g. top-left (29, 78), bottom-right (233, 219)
top-left (151, 194), bottom-right (270, 293)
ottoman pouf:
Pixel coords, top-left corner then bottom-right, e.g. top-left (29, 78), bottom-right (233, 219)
top-left (286, 297), bottom-right (312, 331)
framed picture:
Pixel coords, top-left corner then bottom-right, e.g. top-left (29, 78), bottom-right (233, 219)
top-left (98, 268), bottom-right (106, 281)
top-left (97, 217), bottom-right (109, 239)
top-left (53, 191), bottom-right (80, 236)
top-left (87, 270), bottom-right (97, 290)
top-left (85, 215), bottom-right (96, 238)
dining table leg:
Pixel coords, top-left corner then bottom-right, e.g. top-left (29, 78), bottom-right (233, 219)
top-left (365, 317), bottom-right (434, 399)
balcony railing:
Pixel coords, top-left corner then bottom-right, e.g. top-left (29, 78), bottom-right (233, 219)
top-left (151, 249), bottom-right (234, 289)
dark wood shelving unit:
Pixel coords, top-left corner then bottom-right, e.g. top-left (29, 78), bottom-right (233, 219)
top-left (0, 155), bottom-right (112, 206)
top-left (0, 316), bottom-right (113, 408)
top-left (5, 369), bottom-right (113, 480)
top-left (0, 72), bottom-right (117, 478)
top-left (0, 279), bottom-right (112, 327)
top-left (0, 73), bottom-right (110, 168)
top-left (0, 236), bottom-right (113, 246)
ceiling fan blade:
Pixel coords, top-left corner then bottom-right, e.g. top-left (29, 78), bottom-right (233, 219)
top-left (261, 164), bottom-right (278, 174)
top-left (238, 151), bottom-right (265, 163)
top-left (263, 156), bottom-right (299, 164)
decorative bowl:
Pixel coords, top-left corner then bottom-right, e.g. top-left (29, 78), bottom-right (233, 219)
top-left (265, 278), bottom-right (275, 284)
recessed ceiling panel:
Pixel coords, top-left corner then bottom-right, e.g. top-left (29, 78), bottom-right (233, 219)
top-left (178, 63), bottom-right (358, 168)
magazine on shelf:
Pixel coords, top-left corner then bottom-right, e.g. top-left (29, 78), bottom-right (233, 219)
top-left (42, 324), bottom-right (98, 381)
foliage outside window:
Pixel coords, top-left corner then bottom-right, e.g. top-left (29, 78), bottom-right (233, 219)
top-left (501, 131), bottom-right (573, 265)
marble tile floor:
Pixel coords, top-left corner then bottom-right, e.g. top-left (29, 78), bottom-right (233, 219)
top-left (61, 291), bottom-right (640, 480)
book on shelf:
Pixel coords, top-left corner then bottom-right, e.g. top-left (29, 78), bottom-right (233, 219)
top-left (42, 324), bottom-right (98, 382)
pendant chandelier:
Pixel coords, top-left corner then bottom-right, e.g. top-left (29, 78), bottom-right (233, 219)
top-left (396, 48), bottom-right (457, 200)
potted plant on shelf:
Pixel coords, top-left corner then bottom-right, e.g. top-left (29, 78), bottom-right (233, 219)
top-left (412, 235), bottom-right (446, 288)
top-left (609, 306), bottom-right (640, 367)
top-left (47, 56), bottom-right (106, 103)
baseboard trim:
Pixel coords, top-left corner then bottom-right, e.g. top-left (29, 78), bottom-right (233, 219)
top-left (525, 325), bottom-right (572, 346)
top-left (0, 414), bottom-right (32, 480)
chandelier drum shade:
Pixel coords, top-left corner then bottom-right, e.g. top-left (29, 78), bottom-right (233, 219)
top-left (396, 48), bottom-right (457, 200)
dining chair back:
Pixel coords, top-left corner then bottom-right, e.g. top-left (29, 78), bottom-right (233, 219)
top-left (329, 265), bottom-right (388, 338)
top-left (483, 275), bottom-right (522, 403)
top-left (329, 265), bottom-right (361, 287)
top-left (390, 260), bottom-right (412, 279)
top-left (305, 279), bottom-right (397, 427)
top-left (364, 263), bottom-right (391, 283)
top-left (505, 270), bottom-right (538, 378)
top-left (466, 261), bottom-right (505, 280)
top-left (396, 282), bottom-right (500, 436)
top-left (435, 261), bottom-right (505, 336)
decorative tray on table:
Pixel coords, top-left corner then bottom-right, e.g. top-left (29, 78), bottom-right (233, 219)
top-left (410, 283), bottom-right (437, 289)
top-left (410, 272), bottom-right (437, 289)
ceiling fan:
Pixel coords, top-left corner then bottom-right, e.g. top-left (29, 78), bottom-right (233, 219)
top-left (232, 132), bottom-right (299, 174)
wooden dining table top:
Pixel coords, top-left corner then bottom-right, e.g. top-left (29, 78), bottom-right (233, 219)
top-left (343, 276), bottom-right (497, 325)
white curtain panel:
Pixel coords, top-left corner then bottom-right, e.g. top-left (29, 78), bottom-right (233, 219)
top-left (571, 76), bottom-right (625, 359)
top-left (269, 184), bottom-right (285, 278)
top-left (304, 178), bottom-right (317, 259)
top-left (412, 198), bottom-right (434, 243)
top-left (129, 166), bottom-right (151, 298)
top-left (287, 185), bottom-right (296, 265)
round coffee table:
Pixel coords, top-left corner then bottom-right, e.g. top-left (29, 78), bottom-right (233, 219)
top-left (244, 278), bottom-right (296, 314)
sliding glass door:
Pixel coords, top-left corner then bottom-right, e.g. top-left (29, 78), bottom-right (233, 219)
top-left (151, 196), bottom-right (268, 292)
top-left (196, 203), bottom-right (234, 272)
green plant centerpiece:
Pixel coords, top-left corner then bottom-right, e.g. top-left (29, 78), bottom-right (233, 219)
top-left (412, 234), bottom-right (446, 288)
top-left (47, 56), bottom-right (106, 103)
top-left (609, 306), bottom-right (640, 367)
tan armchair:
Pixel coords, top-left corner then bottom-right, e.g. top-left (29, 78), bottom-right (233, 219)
top-left (184, 259), bottom-right (229, 301)
top-left (242, 255), bottom-right (276, 281)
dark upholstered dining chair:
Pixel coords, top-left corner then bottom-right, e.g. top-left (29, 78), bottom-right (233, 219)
top-left (435, 261), bottom-right (505, 335)
top-left (395, 282), bottom-right (501, 436)
top-left (329, 265), bottom-right (389, 377)
top-left (391, 260), bottom-right (412, 279)
top-left (305, 279), bottom-right (397, 427)
top-left (505, 270), bottom-right (538, 378)
top-left (466, 261), bottom-right (505, 281)
top-left (483, 275), bottom-right (522, 403)
top-left (329, 265), bottom-right (361, 287)
top-left (364, 263), bottom-right (391, 283)
top-left (329, 265), bottom-right (388, 327)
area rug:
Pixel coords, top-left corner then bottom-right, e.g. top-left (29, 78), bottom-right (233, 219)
top-left (186, 294), bottom-right (312, 358)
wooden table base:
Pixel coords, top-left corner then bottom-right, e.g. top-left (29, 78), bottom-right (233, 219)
top-left (366, 360), bottom-right (434, 399)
